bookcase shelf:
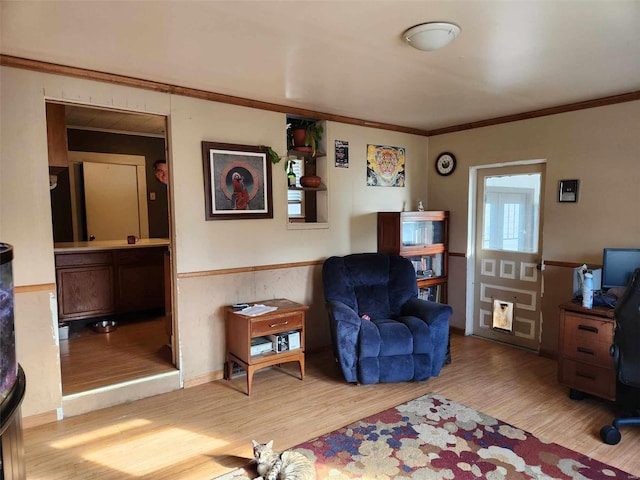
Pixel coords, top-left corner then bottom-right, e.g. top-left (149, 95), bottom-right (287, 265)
top-left (377, 211), bottom-right (449, 303)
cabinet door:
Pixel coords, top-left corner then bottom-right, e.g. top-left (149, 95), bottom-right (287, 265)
top-left (115, 248), bottom-right (165, 312)
top-left (46, 103), bottom-right (68, 168)
top-left (57, 266), bottom-right (115, 319)
top-left (400, 215), bottom-right (447, 249)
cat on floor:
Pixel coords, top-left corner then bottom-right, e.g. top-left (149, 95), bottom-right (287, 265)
top-left (251, 440), bottom-right (315, 480)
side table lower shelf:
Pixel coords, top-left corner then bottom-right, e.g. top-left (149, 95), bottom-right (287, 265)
top-left (226, 349), bottom-right (305, 396)
top-left (225, 298), bottom-right (308, 395)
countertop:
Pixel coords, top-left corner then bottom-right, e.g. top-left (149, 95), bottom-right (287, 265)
top-left (54, 238), bottom-right (170, 253)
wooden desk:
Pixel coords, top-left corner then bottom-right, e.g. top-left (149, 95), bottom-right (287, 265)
top-left (558, 302), bottom-right (616, 401)
top-left (225, 299), bottom-right (308, 395)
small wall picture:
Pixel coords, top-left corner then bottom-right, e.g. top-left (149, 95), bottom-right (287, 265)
top-left (559, 179), bottom-right (579, 203)
top-left (335, 140), bottom-right (349, 168)
top-left (366, 144), bottom-right (405, 187)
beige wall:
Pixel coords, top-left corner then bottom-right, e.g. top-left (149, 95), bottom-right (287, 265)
top-left (428, 100), bottom-right (640, 353)
top-left (169, 96), bottom-right (429, 273)
top-left (0, 66), bottom-right (429, 418)
top-left (5, 62), bottom-right (636, 419)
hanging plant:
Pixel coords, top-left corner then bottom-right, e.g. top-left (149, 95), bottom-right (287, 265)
top-left (261, 145), bottom-right (289, 170)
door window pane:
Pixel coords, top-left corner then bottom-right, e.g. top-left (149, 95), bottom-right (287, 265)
top-left (482, 173), bottom-right (541, 253)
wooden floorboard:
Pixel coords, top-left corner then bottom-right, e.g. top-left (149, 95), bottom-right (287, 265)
top-left (25, 333), bottom-right (640, 479)
top-left (60, 315), bottom-right (175, 395)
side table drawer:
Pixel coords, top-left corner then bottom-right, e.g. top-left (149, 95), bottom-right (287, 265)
top-left (560, 359), bottom-right (616, 400)
top-left (252, 312), bottom-right (303, 336)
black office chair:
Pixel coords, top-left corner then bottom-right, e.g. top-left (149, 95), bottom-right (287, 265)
top-left (600, 268), bottom-right (640, 445)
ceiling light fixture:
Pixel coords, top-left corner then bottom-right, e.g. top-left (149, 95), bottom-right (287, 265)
top-left (403, 22), bottom-right (461, 51)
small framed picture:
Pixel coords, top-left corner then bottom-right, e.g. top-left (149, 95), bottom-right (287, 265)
top-left (558, 179), bottom-right (579, 203)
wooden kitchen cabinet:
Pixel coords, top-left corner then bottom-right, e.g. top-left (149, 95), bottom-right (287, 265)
top-left (55, 246), bottom-right (166, 322)
top-left (114, 248), bottom-right (165, 312)
top-left (46, 102), bottom-right (68, 168)
top-left (56, 251), bottom-right (115, 320)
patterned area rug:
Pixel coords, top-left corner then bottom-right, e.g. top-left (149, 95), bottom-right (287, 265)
top-left (216, 393), bottom-right (637, 479)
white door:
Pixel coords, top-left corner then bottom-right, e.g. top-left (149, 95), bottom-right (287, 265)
top-left (473, 163), bottom-right (545, 351)
top-left (84, 162), bottom-right (140, 241)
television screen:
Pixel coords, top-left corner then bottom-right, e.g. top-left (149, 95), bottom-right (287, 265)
top-left (602, 248), bottom-right (640, 290)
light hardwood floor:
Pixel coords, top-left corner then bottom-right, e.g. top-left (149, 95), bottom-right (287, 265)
top-left (25, 333), bottom-right (640, 479)
top-left (60, 316), bottom-right (175, 395)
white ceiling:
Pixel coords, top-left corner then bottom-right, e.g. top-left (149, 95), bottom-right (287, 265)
top-left (2, 1), bottom-right (639, 133)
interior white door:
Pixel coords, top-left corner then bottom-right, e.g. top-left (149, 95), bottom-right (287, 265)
top-left (473, 163), bottom-right (545, 351)
top-left (84, 161), bottom-right (140, 241)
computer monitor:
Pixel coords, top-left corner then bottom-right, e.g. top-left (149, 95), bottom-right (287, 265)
top-left (602, 248), bottom-right (640, 291)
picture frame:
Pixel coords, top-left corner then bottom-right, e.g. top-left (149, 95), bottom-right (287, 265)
top-left (335, 140), bottom-right (349, 168)
top-left (366, 144), bottom-right (405, 187)
top-left (558, 179), bottom-right (579, 203)
top-left (201, 142), bottom-right (273, 220)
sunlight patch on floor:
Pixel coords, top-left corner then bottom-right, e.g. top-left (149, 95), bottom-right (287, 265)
top-left (81, 427), bottom-right (228, 476)
top-left (50, 418), bottom-right (151, 448)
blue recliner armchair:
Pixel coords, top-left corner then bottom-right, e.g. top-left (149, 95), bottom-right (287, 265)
top-left (322, 253), bottom-right (452, 385)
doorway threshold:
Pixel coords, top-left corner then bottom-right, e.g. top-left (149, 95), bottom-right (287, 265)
top-left (62, 370), bottom-right (181, 419)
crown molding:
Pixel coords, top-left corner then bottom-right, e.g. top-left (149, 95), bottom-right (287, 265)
top-left (2, 54), bottom-right (638, 137)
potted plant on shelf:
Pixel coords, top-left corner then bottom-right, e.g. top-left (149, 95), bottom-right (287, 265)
top-left (288, 119), bottom-right (324, 157)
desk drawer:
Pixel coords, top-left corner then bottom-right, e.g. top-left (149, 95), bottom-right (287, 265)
top-left (55, 251), bottom-right (112, 267)
top-left (560, 359), bottom-right (616, 400)
top-left (562, 334), bottom-right (613, 367)
top-left (562, 313), bottom-right (613, 365)
top-left (252, 313), bottom-right (303, 336)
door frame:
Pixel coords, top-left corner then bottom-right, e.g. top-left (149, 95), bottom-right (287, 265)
top-left (46, 100), bottom-right (181, 392)
top-left (465, 159), bottom-right (547, 336)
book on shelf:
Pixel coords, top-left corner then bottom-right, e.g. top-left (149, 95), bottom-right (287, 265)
top-left (419, 285), bottom-right (441, 303)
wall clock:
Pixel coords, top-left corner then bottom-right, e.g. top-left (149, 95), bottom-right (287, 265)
top-left (435, 152), bottom-right (456, 176)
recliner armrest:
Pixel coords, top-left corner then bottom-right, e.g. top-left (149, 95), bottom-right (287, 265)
top-left (401, 297), bottom-right (452, 326)
top-left (325, 300), bottom-right (363, 383)
top-left (326, 300), bottom-right (363, 326)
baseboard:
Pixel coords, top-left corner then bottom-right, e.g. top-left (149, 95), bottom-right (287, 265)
top-left (539, 348), bottom-right (558, 360)
top-left (22, 410), bottom-right (58, 429)
top-left (450, 326), bottom-right (465, 336)
top-left (183, 370), bottom-right (224, 388)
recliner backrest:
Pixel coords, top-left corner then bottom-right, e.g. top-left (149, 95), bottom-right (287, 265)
top-left (323, 253), bottom-right (418, 319)
top-left (614, 268), bottom-right (640, 388)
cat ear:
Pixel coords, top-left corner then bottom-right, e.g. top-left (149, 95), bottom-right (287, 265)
top-left (251, 440), bottom-right (258, 447)
top-left (266, 440), bottom-right (273, 449)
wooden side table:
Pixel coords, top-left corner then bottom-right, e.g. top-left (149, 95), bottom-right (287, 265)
top-left (225, 298), bottom-right (308, 395)
top-left (558, 302), bottom-right (616, 401)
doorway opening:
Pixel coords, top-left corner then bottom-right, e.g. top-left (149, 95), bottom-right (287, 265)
top-left (47, 102), bottom-right (177, 397)
top-left (467, 161), bottom-right (546, 352)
